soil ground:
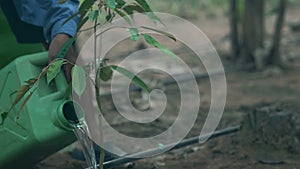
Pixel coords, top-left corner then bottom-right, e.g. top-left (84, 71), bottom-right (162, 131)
top-left (34, 2), bottom-right (300, 169)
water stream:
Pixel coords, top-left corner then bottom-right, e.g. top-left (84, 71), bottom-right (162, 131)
top-left (73, 121), bottom-right (98, 169)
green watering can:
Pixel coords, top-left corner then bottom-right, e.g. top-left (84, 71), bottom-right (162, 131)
top-left (0, 52), bottom-right (83, 169)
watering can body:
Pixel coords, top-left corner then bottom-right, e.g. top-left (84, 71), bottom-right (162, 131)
top-left (0, 52), bottom-right (79, 169)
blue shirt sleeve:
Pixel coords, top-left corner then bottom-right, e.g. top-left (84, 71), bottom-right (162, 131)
top-left (12, 0), bottom-right (79, 43)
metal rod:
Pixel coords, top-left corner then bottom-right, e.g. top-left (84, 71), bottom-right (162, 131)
top-left (85, 126), bottom-right (240, 169)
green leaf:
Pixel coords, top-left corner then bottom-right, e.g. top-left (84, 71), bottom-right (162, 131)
top-left (143, 34), bottom-right (177, 59)
top-left (105, 0), bottom-right (116, 10)
top-left (134, 0), bottom-right (151, 11)
top-left (99, 66), bottom-right (113, 81)
top-left (98, 9), bottom-right (108, 24)
top-left (0, 112), bottom-right (8, 125)
top-left (88, 10), bottom-right (99, 22)
top-left (55, 37), bottom-right (75, 59)
top-left (78, 0), bottom-right (97, 28)
top-left (79, 0), bottom-right (96, 14)
top-left (47, 59), bottom-right (65, 84)
top-left (115, 8), bottom-right (132, 24)
top-left (110, 65), bottom-right (150, 93)
top-left (77, 0), bottom-right (96, 30)
top-left (72, 66), bottom-right (87, 97)
top-left (116, 0), bottom-right (126, 8)
top-left (116, 0), bottom-right (135, 8)
top-left (123, 6), bottom-right (134, 16)
top-left (127, 28), bottom-right (140, 41)
top-left (105, 10), bottom-right (115, 22)
top-left (141, 26), bottom-right (176, 41)
top-left (123, 4), bottom-right (146, 14)
top-left (134, 0), bottom-right (162, 23)
top-left (59, 0), bottom-right (67, 4)
top-left (122, 1), bottom-right (142, 15)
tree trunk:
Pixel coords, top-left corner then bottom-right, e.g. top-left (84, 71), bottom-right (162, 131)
top-left (267, 0), bottom-right (287, 66)
top-left (230, 0), bottom-right (240, 60)
top-left (241, 0), bottom-right (265, 64)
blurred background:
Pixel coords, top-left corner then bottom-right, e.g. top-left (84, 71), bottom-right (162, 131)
top-left (1, 0), bottom-right (300, 169)
top-left (0, 10), bottom-right (44, 68)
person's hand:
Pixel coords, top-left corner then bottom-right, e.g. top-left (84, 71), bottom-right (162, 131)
top-left (48, 34), bottom-right (77, 83)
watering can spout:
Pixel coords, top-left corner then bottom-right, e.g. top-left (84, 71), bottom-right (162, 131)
top-left (0, 52), bottom-right (83, 169)
top-left (55, 100), bottom-right (85, 130)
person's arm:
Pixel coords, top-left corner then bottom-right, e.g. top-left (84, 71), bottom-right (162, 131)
top-left (13, 0), bottom-right (80, 82)
top-left (41, 0), bottom-right (80, 83)
top-left (12, 0), bottom-right (79, 42)
top-left (44, 0), bottom-right (79, 41)
top-left (48, 34), bottom-right (77, 83)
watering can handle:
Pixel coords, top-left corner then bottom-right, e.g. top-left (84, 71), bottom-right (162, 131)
top-left (54, 71), bottom-right (69, 97)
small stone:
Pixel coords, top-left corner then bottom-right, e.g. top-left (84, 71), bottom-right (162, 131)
top-left (191, 146), bottom-right (200, 152)
top-left (155, 161), bottom-right (166, 167)
top-left (257, 157), bottom-right (285, 165)
top-left (124, 162), bottom-right (135, 168)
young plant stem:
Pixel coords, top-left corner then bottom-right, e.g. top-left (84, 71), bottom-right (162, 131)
top-left (95, 69), bottom-right (105, 169)
top-left (93, 6), bottom-right (105, 168)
